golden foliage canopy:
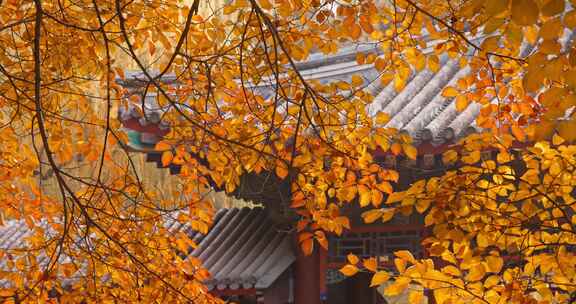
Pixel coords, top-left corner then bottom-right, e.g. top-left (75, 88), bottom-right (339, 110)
top-left (0, 0), bottom-right (575, 302)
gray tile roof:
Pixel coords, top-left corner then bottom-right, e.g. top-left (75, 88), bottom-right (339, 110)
top-left (280, 30), bottom-right (575, 144)
top-left (166, 208), bottom-right (295, 291)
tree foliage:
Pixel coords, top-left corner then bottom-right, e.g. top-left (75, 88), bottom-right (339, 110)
top-left (0, 0), bottom-right (575, 302)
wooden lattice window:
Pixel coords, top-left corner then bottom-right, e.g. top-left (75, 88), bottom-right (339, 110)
top-left (328, 229), bottom-right (422, 264)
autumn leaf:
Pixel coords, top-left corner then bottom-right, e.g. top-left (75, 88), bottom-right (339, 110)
top-left (362, 209), bottom-right (384, 223)
top-left (363, 257), bottom-right (378, 272)
top-left (403, 144), bottom-right (417, 160)
top-left (301, 238), bottom-right (314, 256)
top-left (275, 164), bottom-right (289, 179)
top-left (370, 271), bottom-right (390, 287)
top-left (161, 151), bottom-right (173, 167)
top-left (541, 0), bottom-right (565, 17)
top-left (395, 250), bottom-right (416, 263)
top-left (455, 95), bottom-right (468, 111)
top-left (552, 133), bottom-right (565, 145)
top-left (442, 86), bottom-right (459, 98)
top-left (351, 74), bottom-right (364, 87)
top-left (340, 264), bottom-right (359, 276)
top-left (384, 277), bottom-right (411, 296)
top-left (467, 264), bottom-right (486, 281)
top-left (375, 112), bottom-right (390, 125)
top-left (347, 253), bottom-right (360, 265)
top-left (486, 256), bottom-right (503, 273)
top-left (511, 0), bottom-right (539, 26)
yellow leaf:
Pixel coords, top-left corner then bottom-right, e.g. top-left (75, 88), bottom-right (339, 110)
top-left (394, 258), bottom-right (407, 273)
top-left (564, 10), bottom-right (576, 28)
top-left (370, 271), bottom-right (390, 287)
top-left (377, 181), bottom-right (393, 194)
top-left (384, 277), bottom-right (411, 296)
top-left (428, 55), bottom-right (440, 72)
top-left (467, 263), bottom-right (486, 281)
top-left (455, 94), bottom-right (469, 111)
top-left (484, 275), bottom-right (500, 288)
top-left (462, 150), bottom-right (481, 164)
top-left (415, 199), bottom-right (431, 213)
top-left (363, 257), bottom-right (378, 272)
top-left (340, 264), bottom-right (359, 276)
top-left (442, 150), bottom-right (458, 164)
top-left (386, 191), bottom-right (405, 204)
top-left (380, 73), bottom-right (394, 86)
top-left (511, 0), bottom-right (539, 26)
top-left (552, 133), bottom-right (565, 145)
top-left (351, 74), bottom-right (364, 87)
top-left (192, 15), bottom-right (204, 23)
top-left (403, 144), bottom-right (417, 160)
top-left (541, 0), bottom-right (565, 17)
top-left (511, 124), bottom-right (525, 141)
top-left (359, 185), bottom-right (371, 207)
top-left (524, 25), bottom-right (539, 44)
top-left (258, 0), bottom-right (273, 9)
top-left (540, 18), bottom-right (563, 40)
top-left (559, 120), bottom-right (576, 141)
top-left (161, 151), bottom-right (173, 167)
top-left (486, 256), bottom-right (503, 273)
top-left (381, 208), bottom-right (395, 222)
top-left (371, 189), bottom-right (383, 206)
top-left (362, 209), bottom-right (383, 223)
top-left (485, 0), bottom-right (509, 16)
top-left (395, 250), bottom-right (416, 263)
top-left (394, 74), bottom-right (407, 91)
top-left (409, 290), bottom-right (424, 303)
top-left (442, 265), bottom-right (462, 277)
top-left (347, 253), bottom-right (360, 265)
top-left (442, 86), bottom-right (459, 98)
top-left (315, 231), bottom-right (328, 250)
top-left (375, 112), bottom-right (390, 125)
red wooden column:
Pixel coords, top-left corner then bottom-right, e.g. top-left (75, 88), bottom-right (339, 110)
top-left (294, 245), bottom-right (321, 304)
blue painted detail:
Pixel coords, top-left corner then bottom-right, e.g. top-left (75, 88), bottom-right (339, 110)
top-left (126, 130), bottom-right (143, 149)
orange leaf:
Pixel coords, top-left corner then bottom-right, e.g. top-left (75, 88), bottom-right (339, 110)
top-left (511, 124), bottom-right (525, 141)
top-left (315, 231), bottom-right (328, 250)
top-left (275, 164), bottom-right (289, 179)
top-left (363, 257), bottom-right (378, 272)
top-left (403, 144), bottom-right (417, 160)
top-left (339, 264), bottom-right (359, 276)
top-left (394, 250), bottom-right (416, 263)
top-left (155, 141), bottom-right (172, 151)
top-left (362, 209), bottom-right (384, 223)
top-left (511, 0), bottom-right (539, 26)
top-left (455, 95), bottom-right (469, 111)
top-left (371, 189), bottom-right (383, 207)
top-left (370, 271), bottom-right (390, 287)
top-left (298, 232), bottom-right (313, 242)
top-left (391, 143), bottom-right (402, 155)
top-left (161, 151), bottom-right (173, 167)
top-left (347, 253), bottom-right (360, 265)
top-left (351, 74), bottom-right (364, 87)
top-left (442, 86), bottom-right (459, 98)
top-left (301, 238), bottom-right (314, 256)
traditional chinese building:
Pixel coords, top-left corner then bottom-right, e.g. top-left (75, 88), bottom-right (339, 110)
top-left (116, 42), bottom-right (498, 303)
